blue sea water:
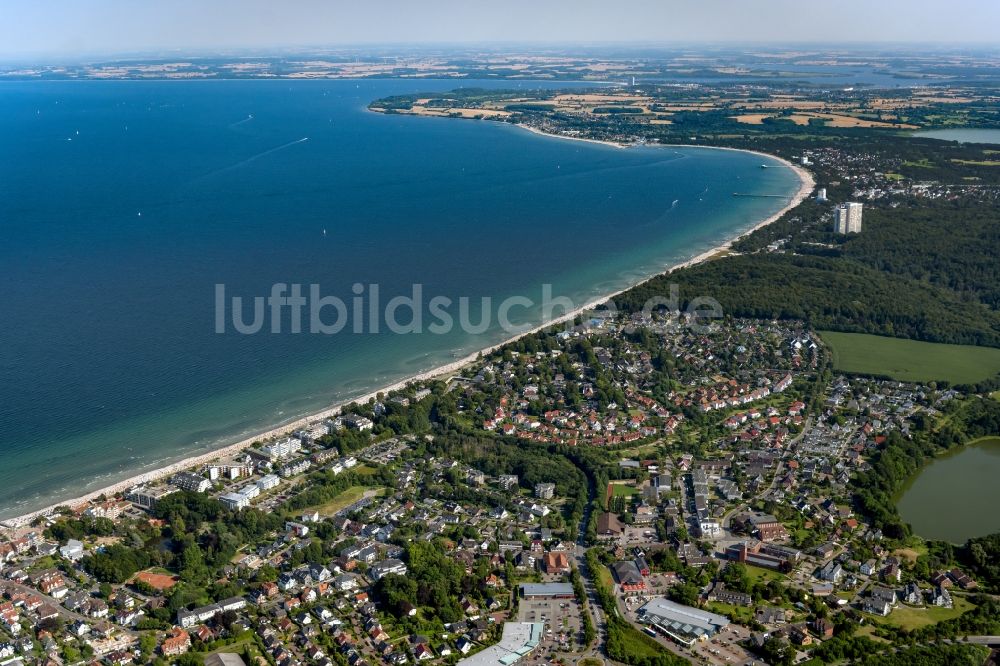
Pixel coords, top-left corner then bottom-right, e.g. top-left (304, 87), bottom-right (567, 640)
top-left (0, 79), bottom-right (799, 518)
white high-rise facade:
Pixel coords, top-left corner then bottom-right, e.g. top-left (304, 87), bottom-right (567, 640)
top-left (833, 202), bottom-right (863, 234)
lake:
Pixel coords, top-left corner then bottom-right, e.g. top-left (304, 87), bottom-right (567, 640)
top-left (0, 79), bottom-right (800, 519)
top-left (912, 128), bottom-right (1000, 145)
top-left (896, 437), bottom-right (1000, 543)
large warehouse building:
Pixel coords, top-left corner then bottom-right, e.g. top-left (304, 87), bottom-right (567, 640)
top-left (518, 583), bottom-right (575, 599)
top-left (456, 622), bottom-right (544, 666)
top-left (636, 597), bottom-right (730, 645)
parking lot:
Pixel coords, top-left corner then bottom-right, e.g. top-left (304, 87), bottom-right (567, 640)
top-left (621, 526), bottom-right (662, 546)
top-left (518, 597), bottom-right (584, 652)
top-left (642, 572), bottom-right (680, 594)
top-left (620, 598), bottom-right (756, 666)
top-left (688, 624), bottom-right (756, 665)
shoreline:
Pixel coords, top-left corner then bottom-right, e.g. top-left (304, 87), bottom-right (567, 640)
top-left (515, 123), bottom-right (628, 149)
top-left (511, 122), bottom-right (815, 270)
top-left (1, 130), bottom-right (814, 530)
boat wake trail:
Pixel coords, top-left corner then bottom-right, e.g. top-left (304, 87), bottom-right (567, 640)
top-left (200, 137), bottom-right (309, 179)
top-left (228, 137), bottom-right (309, 169)
top-left (228, 114), bottom-right (255, 128)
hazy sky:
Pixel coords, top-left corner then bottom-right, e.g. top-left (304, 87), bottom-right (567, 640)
top-left (2, 0), bottom-right (999, 58)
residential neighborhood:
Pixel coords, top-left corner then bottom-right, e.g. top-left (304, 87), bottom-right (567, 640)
top-left (0, 313), bottom-right (994, 666)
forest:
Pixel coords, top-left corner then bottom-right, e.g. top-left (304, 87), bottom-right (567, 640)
top-left (839, 200), bottom-right (1000, 309)
top-left (616, 253), bottom-right (1000, 348)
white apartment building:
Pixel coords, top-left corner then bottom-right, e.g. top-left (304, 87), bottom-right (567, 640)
top-left (833, 202), bottom-right (863, 234)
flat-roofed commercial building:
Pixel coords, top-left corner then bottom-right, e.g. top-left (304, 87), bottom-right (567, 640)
top-left (456, 622), bottom-right (544, 666)
top-left (726, 540), bottom-right (797, 573)
top-left (126, 485), bottom-right (177, 510)
top-left (519, 583), bottom-right (574, 599)
top-left (255, 437), bottom-right (302, 461)
top-left (637, 597), bottom-right (730, 646)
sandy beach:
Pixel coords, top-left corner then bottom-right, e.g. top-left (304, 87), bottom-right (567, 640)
top-left (516, 123), bottom-right (628, 149)
top-left (1, 133), bottom-right (813, 530)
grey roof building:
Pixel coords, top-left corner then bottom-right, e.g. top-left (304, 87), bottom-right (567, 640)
top-left (637, 598), bottom-right (730, 645)
top-left (205, 655), bottom-right (247, 666)
top-left (519, 583), bottom-right (574, 599)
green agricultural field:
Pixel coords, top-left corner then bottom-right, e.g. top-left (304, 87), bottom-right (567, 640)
top-left (819, 331), bottom-right (1000, 384)
top-left (951, 159), bottom-right (1000, 166)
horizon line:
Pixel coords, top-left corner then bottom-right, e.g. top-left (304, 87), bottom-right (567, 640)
top-left (3, 40), bottom-right (1000, 63)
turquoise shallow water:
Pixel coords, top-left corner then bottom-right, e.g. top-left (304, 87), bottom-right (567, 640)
top-left (0, 79), bottom-right (799, 518)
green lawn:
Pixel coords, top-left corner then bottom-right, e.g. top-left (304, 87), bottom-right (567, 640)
top-left (744, 564), bottom-right (787, 584)
top-left (28, 556), bottom-right (57, 572)
top-left (206, 640), bottom-right (254, 655)
top-left (610, 483), bottom-right (639, 497)
top-left (595, 562), bottom-right (614, 590)
top-left (855, 625), bottom-right (891, 643)
top-left (706, 601), bottom-right (751, 624)
top-left (305, 486), bottom-right (380, 516)
top-left (819, 331), bottom-right (1000, 384)
top-left (872, 596), bottom-right (973, 631)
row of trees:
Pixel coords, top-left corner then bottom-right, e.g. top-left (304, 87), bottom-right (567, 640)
top-left (585, 549), bottom-right (687, 666)
top-left (570, 564), bottom-right (596, 646)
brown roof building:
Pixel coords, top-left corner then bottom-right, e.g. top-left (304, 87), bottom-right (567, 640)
top-left (596, 512), bottom-right (625, 536)
top-left (161, 628), bottom-right (191, 656)
top-left (543, 551), bottom-right (569, 574)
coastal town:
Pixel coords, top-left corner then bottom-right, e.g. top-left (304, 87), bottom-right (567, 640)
top-left (3, 34), bottom-right (1000, 666)
top-left (1, 300), bottom-right (996, 666)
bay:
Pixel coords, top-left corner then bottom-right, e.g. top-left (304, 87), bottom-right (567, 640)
top-left (0, 79), bottom-right (799, 518)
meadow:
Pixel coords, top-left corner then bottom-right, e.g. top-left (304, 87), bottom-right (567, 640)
top-left (303, 486), bottom-right (381, 517)
top-left (871, 596), bottom-right (974, 631)
top-left (819, 331), bottom-right (1000, 384)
